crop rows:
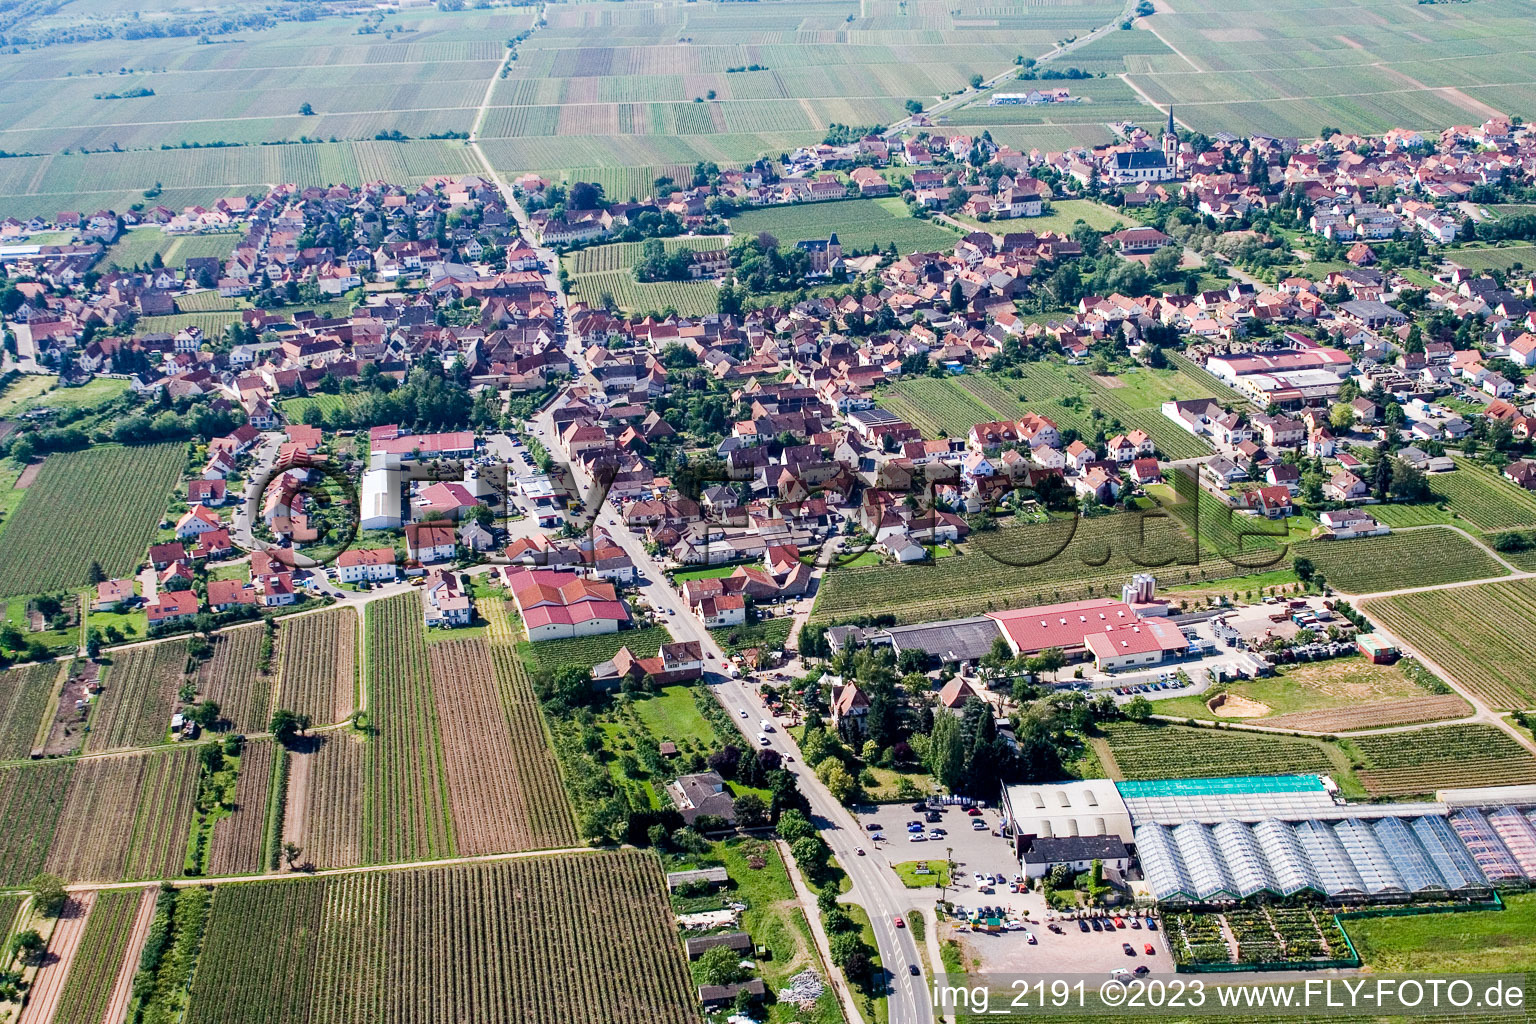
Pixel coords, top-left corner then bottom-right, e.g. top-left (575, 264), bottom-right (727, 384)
top-left (363, 594), bottom-right (453, 865)
top-left (567, 269), bottom-right (719, 317)
top-left (811, 512), bottom-right (1238, 626)
top-left (1426, 462), bottom-right (1536, 532)
top-left (1351, 725), bottom-right (1536, 797)
top-left (0, 760), bottom-right (74, 885)
top-left (51, 888), bottom-right (142, 1024)
top-left (877, 377), bottom-right (995, 438)
top-left (1100, 721), bottom-right (1337, 781)
top-left (564, 237), bottom-right (727, 275)
top-left (0, 443), bottom-right (183, 597)
top-left (185, 852), bottom-right (701, 1024)
top-left (209, 740), bottom-right (275, 876)
top-left (276, 609), bottom-right (357, 725)
top-left (1364, 580), bottom-right (1536, 709)
top-left (88, 639), bottom-right (187, 752)
top-left (518, 625), bottom-right (672, 674)
top-left (196, 624), bottom-right (273, 734)
top-left (1294, 529), bottom-right (1507, 594)
top-left (302, 734), bottom-right (364, 869)
top-left (1260, 694), bottom-right (1471, 733)
top-left (488, 645), bottom-right (580, 848)
top-left (0, 661), bottom-right (56, 761)
top-left (47, 748), bottom-right (200, 882)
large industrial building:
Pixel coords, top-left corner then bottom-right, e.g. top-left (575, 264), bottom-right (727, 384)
top-left (1001, 774), bottom-right (1536, 904)
top-left (987, 597), bottom-right (1187, 671)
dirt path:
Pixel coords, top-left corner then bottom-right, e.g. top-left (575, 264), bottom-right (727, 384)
top-left (281, 744), bottom-right (311, 867)
top-left (100, 888), bottom-right (156, 1024)
top-left (13, 459), bottom-right (43, 489)
top-left (19, 892), bottom-right (96, 1024)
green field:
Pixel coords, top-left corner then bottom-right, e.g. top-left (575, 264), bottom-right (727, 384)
top-left (810, 506), bottom-right (1255, 626)
top-left (1293, 528), bottom-right (1507, 595)
top-left (518, 624), bottom-right (674, 674)
top-left (102, 228), bottom-right (240, 271)
top-left (564, 236), bottom-right (728, 275)
top-left (1363, 578), bottom-right (1536, 710)
top-left (877, 360), bottom-right (1229, 459)
top-left (1349, 723), bottom-right (1536, 797)
top-left (1345, 893), bottom-right (1536, 973)
top-left (1122, 0), bottom-right (1536, 139)
top-left (566, 270), bottom-right (719, 317)
top-left (727, 197), bottom-right (959, 254)
top-left (0, 375), bottom-right (59, 416)
top-left (711, 616), bottom-right (793, 656)
top-left (1444, 245), bottom-right (1536, 273)
top-left (277, 392), bottom-right (369, 423)
top-left (0, 443), bottom-right (184, 597)
top-left (1098, 721), bottom-right (1361, 795)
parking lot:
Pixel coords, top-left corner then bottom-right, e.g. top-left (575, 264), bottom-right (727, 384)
top-left (851, 802), bottom-right (1172, 976)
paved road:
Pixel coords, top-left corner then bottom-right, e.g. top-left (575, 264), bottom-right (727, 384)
top-left (529, 400), bottom-right (934, 1024)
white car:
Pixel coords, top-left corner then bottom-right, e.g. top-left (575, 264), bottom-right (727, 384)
top-left (738, 709), bottom-right (749, 718)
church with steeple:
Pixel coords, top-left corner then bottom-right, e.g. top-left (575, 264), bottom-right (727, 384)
top-left (1163, 106), bottom-right (1178, 165)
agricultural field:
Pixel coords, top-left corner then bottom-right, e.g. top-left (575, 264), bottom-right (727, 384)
top-left (727, 197), bottom-right (959, 254)
top-left (274, 608), bottom-right (357, 725)
top-left (566, 269), bottom-right (719, 317)
top-left (519, 624), bottom-right (674, 674)
top-left (20, 377), bottom-right (132, 414)
top-left (276, 392), bottom-right (370, 426)
top-left (1150, 656), bottom-right (1471, 732)
top-left (1442, 244), bottom-right (1536, 273)
top-left (1292, 528), bottom-right (1507, 594)
top-left (711, 616), bottom-right (793, 656)
top-left (38, 747), bottom-right (200, 883)
top-left (0, 7), bottom-right (513, 214)
top-left (1419, 462), bottom-right (1536, 533)
top-left (88, 639), bottom-right (187, 753)
top-left (0, 374), bottom-right (61, 416)
top-left (428, 639), bottom-right (578, 855)
top-left (291, 732), bottom-right (364, 870)
top-left (0, 661), bottom-right (59, 761)
top-left (361, 593), bottom-right (453, 865)
top-left (0, 442), bottom-right (184, 597)
top-left (1345, 892), bottom-right (1536, 973)
top-left (50, 887), bottom-right (149, 1024)
top-left (0, 759), bottom-right (74, 886)
top-left (811, 508), bottom-right (1248, 626)
top-left (1122, 0), bottom-right (1536, 139)
top-left (480, 0), bottom-right (1125, 182)
top-left (101, 228), bottom-right (240, 271)
top-left (564, 236), bottom-right (728, 275)
top-left (1362, 580), bottom-right (1536, 709)
top-left (1350, 724), bottom-right (1536, 798)
top-left (208, 740), bottom-right (275, 877)
top-left (1097, 721), bottom-right (1355, 790)
top-left (194, 623), bottom-right (274, 734)
top-left (183, 852), bottom-right (701, 1024)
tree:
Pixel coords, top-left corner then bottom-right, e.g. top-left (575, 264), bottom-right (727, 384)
top-left (189, 700), bottom-right (221, 729)
top-left (905, 99), bottom-right (924, 115)
top-left (86, 560), bottom-right (106, 585)
top-left (1147, 243), bottom-right (1182, 282)
top-left (282, 841), bottom-right (302, 869)
top-left (268, 708), bottom-right (311, 745)
top-left (29, 874), bottom-right (67, 917)
top-left (816, 759), bottom-right (857, 804)
top-left (776, 808), bottom-right (816, 843)
top-left (697, 945), bottom-right (749, 987)
top-left (733, 792), bottom-right (768, 828)
top-left (1372, 439), bottom-right (1394, 501)
top-left (1123, 695), bottom-right (1153, 721)
top-left (1293, 555), bottom-right (1315, 584)
top-left (1328, 403), bottom-right (1355, 431)
top-left (298, 102), bottom-right (315, 116)
top-left (924, 711), bottom-right (966, 791)
top-left (569, 181), bottom-right (605, 210)
top-left (8, 929), bottom-right (42, 963)
top-left (949, 279), bottom-right (965, 311)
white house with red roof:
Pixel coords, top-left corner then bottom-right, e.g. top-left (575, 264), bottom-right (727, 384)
top-left (147, 589), bottom-right (200, 627)
top-left (336, 547), bottom-right (398, 584)
top-left (503, 566), bottom-right (630, 641)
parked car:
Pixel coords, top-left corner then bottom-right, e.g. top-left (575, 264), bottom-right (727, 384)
top-left (1146, 919), bottom-right (1158, 932)
top-left (894, 917), bottom-right (904, 929)
top-left (866, 823), bottom-right (883, 832)
top-left (1133, 965), bottom-right (1150, 976)
top-left (1144, 943), bottom-right (1155, 955)
top-left (965, 807), bottom-right (982, 816)
top-left (1091, 919), bottom-right (1103, 932)
top-left (971, 820), bottom-right (987, 830)
top-left (1122, 943), bottom-right (1136, 956)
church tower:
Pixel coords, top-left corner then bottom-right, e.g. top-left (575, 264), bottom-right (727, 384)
top-left (1162, 106), bottom-right (1177, 165)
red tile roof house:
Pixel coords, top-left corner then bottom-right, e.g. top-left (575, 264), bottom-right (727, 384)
top-left (423, 569), bottom-right (473, 628)
top-left (697, 593), bottom-right (746, 629)
top-left (175, 504), bottom-right (223, 540)
top-left (592, 641), bottom-right (704, 689)
top-left (93, 579), bottom-right (138, 612)
top-left (187, 479), bottom-right (228, 507)
top-left (147, 589), bottom-right (200, 628)
top-left (404, 521), bottom-right (459, 564)
top-left (148, 542), bottom-right (187, 570)
top-left (503, 566), bottom-right (630, 641)
top-left (207, 579), bottom-right (259, 612)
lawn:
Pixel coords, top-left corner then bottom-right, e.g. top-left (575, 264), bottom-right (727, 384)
top-left (712, 617), bottom-right (793, 656)
top-left (0, 375), bottom-right (57, 416)
top-left (727, 197), bottom-right (959, 255)
top-left (1344, 894), bottom-right (1536, 973)
top-left (26, 377), bottom-right (131, 413)
top-left (669, 565), bottom-right (741, 582)
top-left (950, 198), bottom-right (1127, 237)
top-left (630, 685), bottom-right (722, 750)
top-left (893, 859), bottom-right (951, 889)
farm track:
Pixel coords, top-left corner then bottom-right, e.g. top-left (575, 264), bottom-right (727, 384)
top-left (100, 887), bottom-right (156, 1024)
top-left (18, 892), bottom-right (95, 1024)
top-left (50, 888), bottom-right (141, 1024)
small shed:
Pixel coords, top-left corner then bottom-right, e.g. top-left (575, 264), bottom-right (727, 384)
top-left (698, 979), bottom-right (765, 1009)
top-left (1356, 632), bottom-right (1399, 664)
top-left (666, 866), bottom-right (729, 891)
top-left (684, 932), bottom-right (751, 960)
